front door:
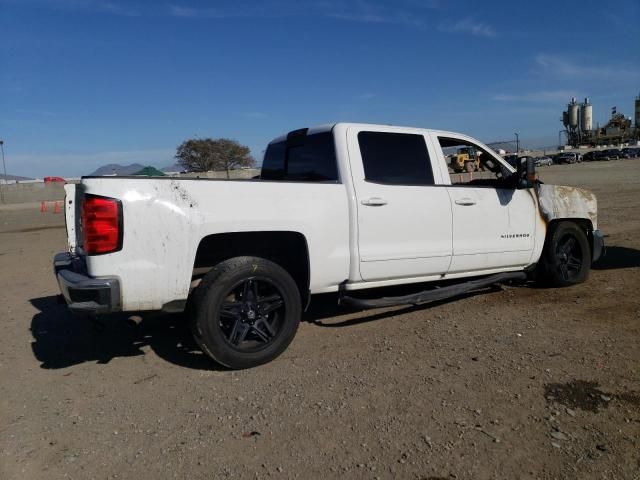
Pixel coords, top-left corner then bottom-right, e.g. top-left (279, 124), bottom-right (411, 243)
top-left (447, 186), bottom-right (536, 272)
top-left (430, 133), bottom-right (536, 273)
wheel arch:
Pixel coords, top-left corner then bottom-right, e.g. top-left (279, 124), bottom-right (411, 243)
top-left (547, 218), bottom-right (595, 258)
top-left (192, 231), bottom-right (311, 304)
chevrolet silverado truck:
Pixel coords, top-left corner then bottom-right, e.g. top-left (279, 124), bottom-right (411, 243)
top-left (54, 123), bottom-right (605, 369)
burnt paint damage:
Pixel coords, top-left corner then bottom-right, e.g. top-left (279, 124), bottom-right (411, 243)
top-left (535, 184), bottom-right (598, 229)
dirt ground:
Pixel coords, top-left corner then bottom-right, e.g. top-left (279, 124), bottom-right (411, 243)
top-left (1, 160), bottom-right (639, 480)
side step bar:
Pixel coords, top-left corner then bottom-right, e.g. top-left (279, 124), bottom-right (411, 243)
top-left (340, 272), bottom-right (527, 310)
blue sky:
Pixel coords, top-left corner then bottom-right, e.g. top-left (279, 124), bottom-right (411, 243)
top-left (1, 0), bottom-right (639, 177)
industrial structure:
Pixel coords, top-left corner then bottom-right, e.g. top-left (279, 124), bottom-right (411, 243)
top-left (561, 94), bottom-right (640, 147)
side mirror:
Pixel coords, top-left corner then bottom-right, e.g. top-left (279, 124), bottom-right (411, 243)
top-left (516, 157), bottom-right (537, 188)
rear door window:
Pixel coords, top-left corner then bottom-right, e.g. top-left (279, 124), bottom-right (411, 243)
top-left (357, 131), bottom-right (434, 185)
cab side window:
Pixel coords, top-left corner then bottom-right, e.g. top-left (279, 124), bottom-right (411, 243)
top-left (436, 136), bottom-right (511, 187)
top-left (358, 132), bottom-right (434, 186)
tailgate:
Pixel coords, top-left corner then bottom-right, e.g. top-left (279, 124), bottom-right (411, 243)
top-left (63, 183), bottom-right (79, 252)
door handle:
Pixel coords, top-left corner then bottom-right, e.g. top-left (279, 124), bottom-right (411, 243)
top-left (361, 197), bottom-right (388, 206)
top-left (455, 198), bottom-right (476, 206)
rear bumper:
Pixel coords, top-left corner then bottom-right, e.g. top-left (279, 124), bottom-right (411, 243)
top-left (54, 252), bottom-right (120, 314)
top-left (592, 229), bottom-right (605, 263)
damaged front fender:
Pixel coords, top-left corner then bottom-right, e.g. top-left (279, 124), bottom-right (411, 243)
top-left (536, 184), bottom-right (598, 230)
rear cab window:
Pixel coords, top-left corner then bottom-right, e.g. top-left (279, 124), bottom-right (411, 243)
top-left (261, 129), bottom-right (339, 182)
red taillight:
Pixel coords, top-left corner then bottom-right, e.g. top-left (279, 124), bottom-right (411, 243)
top-left (82, 195), bottom-right (122, 255)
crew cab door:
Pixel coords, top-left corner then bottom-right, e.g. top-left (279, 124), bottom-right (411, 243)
top-left (346, 126), bottom-right (453, 281)
top-left (429, 133), bottom-right (536, 273)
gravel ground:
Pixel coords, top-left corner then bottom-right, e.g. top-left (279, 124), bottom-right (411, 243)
top-left (1, 160), bottom-right (639, 479)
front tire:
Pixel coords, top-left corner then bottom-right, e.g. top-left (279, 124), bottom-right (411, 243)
top-left (190, 257), bottom-right (301, 369)
top-left (537, 222), bottom-right (591, 287)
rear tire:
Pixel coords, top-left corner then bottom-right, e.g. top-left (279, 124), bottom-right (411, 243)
top-left (189, 256), bottom-right (301, 369)
top-left (537, 222), bottom-right (591, 287)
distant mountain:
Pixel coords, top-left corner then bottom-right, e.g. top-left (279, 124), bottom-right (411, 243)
top-left (160, 163), bottom-right (183, 173)
top-left (1, 173), bottom-right (34, 181)
top-left (88, 163), bottom-right (146, 176)
top-left (533, 145), bottom-right (562, 152)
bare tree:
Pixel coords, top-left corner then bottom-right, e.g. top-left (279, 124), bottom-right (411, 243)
top-left (175, 139), bottom-right (217, 172)
top-left (213, 138), bottom-right (254, 178)
top-left (175, 138), bottom-right (255, 177)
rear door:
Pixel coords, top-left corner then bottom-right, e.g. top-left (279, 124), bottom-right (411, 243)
top-left (346, 126), bottom-right (453, 281)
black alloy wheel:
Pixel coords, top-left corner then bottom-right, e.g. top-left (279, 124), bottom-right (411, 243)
top-left (537, 222), bottom-right (591, 287)
top-left (554, 234), bottom-right (584, 282)
top-left (190, 256), bottom-right (301, 369)
top-left (219, 277), bottom-right (285, 351)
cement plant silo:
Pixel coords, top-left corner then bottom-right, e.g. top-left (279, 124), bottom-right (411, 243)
top-left (580, 97), bottom-right (593, 132)
top-left (567, 97), bottom-right (579, 130)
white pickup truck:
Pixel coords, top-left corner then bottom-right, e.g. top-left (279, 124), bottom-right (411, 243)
top-left (54, 123), bottom-right (604, 369)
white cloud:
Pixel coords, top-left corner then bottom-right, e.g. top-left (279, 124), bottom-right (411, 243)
top-left (95, 1), bottom-right (140, 16)
top-left (168, 5), bottom-right (199, 17)
top-left (492, 90), bottom-right (578, 103)
top-left (439, 18), bottom-right (496, 37)
top-left (12, 0), bottom-right (438, 26)
top-left (14, 0), bottom-right (142, 16)
top-left (534, 54), bottom-right (640, 79)
top-left (15, 108), bottom-right (57, 117)
top-left (168, 1), bottom-right (429, 27)
top-left (405, 0), bottom-right (442, 9)
top-left (321, 0), bottom-right (430, 27)
top-left (168, 5), bottom-right (230, 18)
top-left (327, 10), bottom-right (424, 27)
top-left (240, 112), bottom-right (268, 119)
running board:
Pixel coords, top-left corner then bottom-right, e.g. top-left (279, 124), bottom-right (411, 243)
top-left (340, 272), bottom-right (527, 310)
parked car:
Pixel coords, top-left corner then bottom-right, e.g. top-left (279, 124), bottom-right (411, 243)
top-left (54, 123), bottom-right (605, 369)
top-left (626, 148), bottom-right (640, 158)
top-left (618, 149), bottom-right (632, 159)
top-left (534, 156), bottom-right (553, 167)
top-left (555, 152), bottom-right (579, 164)
top-left (582, 151), bottom-right (597, 162)
top-left (44, 176), bottom-right (66, 183)
top-left (505, 154), bottom-right (542, 167)
top-left (606, 148), bottom-right (625, 160)
top-left (592, 150), bottom-right (611, 161)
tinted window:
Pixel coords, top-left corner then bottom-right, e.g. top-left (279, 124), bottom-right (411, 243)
top-left (261, 141), bottom-right (286, 179)
top-left (358, 132), bottom-right (434, 185)
top-left (261, 131), bottom-right (339, 182)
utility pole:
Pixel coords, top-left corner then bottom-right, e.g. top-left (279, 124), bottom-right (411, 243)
top-left (514, 132), bottom-right (519, 154)
top-left (0, 140), bottom-right (6, 204)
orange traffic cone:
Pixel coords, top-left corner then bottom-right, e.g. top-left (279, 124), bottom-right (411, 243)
top-left (40, 201), bottom-right (47, 213)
